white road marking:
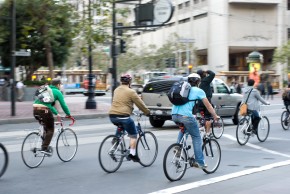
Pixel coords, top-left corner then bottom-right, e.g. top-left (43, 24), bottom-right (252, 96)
top-left (149, 159), bottom-right (290, 194)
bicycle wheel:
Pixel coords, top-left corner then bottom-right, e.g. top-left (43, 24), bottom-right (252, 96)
top-left (163, 143), bottom-right (187, 181)
top-left (56, 128), bottom-right (78, 162)
top-left (202, 138), bottom-right (221, 174)
top-left (281, 111), bottom-right (290, 130)
top-left (98, 135), bottom-right (124, 173)
top-left (137, 131), bottom-right (158, 167)
top-left (212, 117), bottom-right (224, 139)
top-left (21, 132), bottom-right (45, 168)
top-left (236, 117), bottom-right (250, 145)
top-left (257, 116), bottom-right (270, 142)
top-left (0, 143), bottom-right (8, 178)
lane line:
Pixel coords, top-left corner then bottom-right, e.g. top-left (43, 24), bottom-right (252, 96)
top-left (223, 134), bottom-right (290, 158)
top-left (149, 159), bottom-right (290, 194)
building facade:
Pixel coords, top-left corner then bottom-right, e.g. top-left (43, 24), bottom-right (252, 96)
top-left (127, 0), bottom-right (289, 88)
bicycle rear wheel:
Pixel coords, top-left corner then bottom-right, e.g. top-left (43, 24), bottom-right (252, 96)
top-left (202, 138), bottom-right (221, 174)
top-left (236, 117), bottom-right (250, 145)
top-left (163, 143), bottom-right (187, 181)
top-left (56, 128), bottom-right (78, 162)
top-left (257, 116), bottom-right (270, 142)
top-left (21, 132), bottom-right (45, 168)
top-left (281, 111), bottom-right (290, 130)
top-left (137, 131), bottom-right (158, 167)
top-left (0, 143), bottom-right (8, 178)
top-left (98, 135), bottom-right (124, 173)
top-left (212, 117), bottom-right (224, 139)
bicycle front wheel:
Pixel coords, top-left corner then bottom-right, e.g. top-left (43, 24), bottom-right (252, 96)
top-left (257, 116), bottom-right (270, 142)
top-left (281, 111), bottom-right (290, 130)
top-left (137, 131), bottom-right (158, 167)
top-left (163, 143), bottom-right (187, 181)
top-left (212, 117), bottom-right (224, 139)
top-left (98, 135), bottom-right (124, 173)
top-left (0, 143), bottom-right (8, 178)
top-left (56, 128), bottom-right (78, 162)
top-left (202, 138), bottom-right (221, 174)
top-left (21, 132), bottom-right (45, 168)
top-left (236, 118), bottom-right (250, 145)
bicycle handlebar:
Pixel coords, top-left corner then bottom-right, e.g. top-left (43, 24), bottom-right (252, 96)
top-left (55, 116), bottom-right (76, 126)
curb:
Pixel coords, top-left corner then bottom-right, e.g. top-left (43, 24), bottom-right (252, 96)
top-left (0, 113), bottom-right (108, 125)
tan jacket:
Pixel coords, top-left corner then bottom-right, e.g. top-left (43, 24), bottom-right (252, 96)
top-left (109, 85), bottom-right (150, 116)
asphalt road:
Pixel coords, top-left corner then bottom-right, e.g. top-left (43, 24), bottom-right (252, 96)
top-left (1, 102), bottom-right (290, 194)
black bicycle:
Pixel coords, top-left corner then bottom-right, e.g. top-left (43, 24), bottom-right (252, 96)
top-left (163, 117), bottom-right (221, 181)
top-left (0, 143), bottom-right (9, 178)
top-left (98, 112), bottom-right (158, 173)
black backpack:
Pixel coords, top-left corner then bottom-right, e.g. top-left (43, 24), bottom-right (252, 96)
top-left (167, 81), bottom-right (195, 105)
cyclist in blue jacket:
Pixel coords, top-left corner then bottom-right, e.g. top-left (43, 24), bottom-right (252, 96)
top-left (172, 73), bottom-right (219, 169)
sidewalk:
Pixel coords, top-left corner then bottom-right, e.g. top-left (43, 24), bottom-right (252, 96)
top-left (0, 99), bottom-right (111, 125)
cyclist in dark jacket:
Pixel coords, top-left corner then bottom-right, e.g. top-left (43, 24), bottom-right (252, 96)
top-left (196, 69), bottom-right (215, 135)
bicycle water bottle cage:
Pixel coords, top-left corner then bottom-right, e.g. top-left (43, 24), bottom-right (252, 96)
top-left (177, 122), bottom-right (185, 134)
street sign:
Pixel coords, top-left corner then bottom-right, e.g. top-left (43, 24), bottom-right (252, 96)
top-left (179, 38), bottom-right (195, 43)
top-left (14, 51), bottom-right (31, 56)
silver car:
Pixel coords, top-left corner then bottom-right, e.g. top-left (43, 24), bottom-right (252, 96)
top-left (141, 77), bottom-right (243, 128)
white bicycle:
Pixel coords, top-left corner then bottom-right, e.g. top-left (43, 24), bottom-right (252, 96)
top-left (21, 116), bottom-right (77, 168)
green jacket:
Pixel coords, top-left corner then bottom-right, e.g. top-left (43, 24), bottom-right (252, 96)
top-left (34, 85), bottom-right (70, 116)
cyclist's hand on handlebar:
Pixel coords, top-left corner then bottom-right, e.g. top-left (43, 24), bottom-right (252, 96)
top-left (66, 115), bottom-right (76, 126)
top-left (213, 114), bottom-right (220, 122)
top-left (56, 114), bottom-right (62, 121)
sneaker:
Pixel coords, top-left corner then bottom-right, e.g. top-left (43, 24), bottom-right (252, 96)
top-left (40, 147), bottom-right (52, 157)
top-left (192, 162), bottom-right (207, 169)
top-left (173, 146), bottom-right (181, 158)
top-left (128, 154), bottom-right (140, 162)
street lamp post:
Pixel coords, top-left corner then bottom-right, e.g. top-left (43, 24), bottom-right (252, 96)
top-left (11, 0), bottom-right (16, 116)
top-left (85, 0), bottom-right (96, 109)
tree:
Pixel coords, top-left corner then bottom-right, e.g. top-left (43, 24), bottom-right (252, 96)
top-left (0, 0), bottom-right (79, 80)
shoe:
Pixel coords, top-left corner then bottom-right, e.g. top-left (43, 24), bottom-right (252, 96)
top-left (40, 146), bottom-right (52, 156)
top-left (173, 146), bottom-right (181, 158)
top-left (128, 154), bottom-right (140, 162)
top-left (192, 162), bottom-right (207, 169)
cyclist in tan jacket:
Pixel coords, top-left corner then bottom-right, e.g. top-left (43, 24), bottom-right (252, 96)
top-left (109, 74), bottom-right (150, 162)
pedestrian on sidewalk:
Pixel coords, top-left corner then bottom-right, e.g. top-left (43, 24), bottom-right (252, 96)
top-left (16, 80), bottom-right (24, 102)
top-left (266, 82), bottom-right (273, 100)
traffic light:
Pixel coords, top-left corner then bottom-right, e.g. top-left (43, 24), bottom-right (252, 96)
top-left (120, 39), bottom-right (126, 53)
top-left (169, 58), bottom-right (176, 68)
top-left (165, 58), bottom-right (170, 67)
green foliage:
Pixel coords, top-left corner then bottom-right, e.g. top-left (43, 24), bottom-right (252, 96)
top-left (0, 0), bottom-right (79, 79)
top-left (273, 40), bottom-right (290, 64)
top-left (23, 80), bottom-right (47, 86)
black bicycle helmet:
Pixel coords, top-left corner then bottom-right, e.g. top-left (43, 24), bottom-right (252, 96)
top-left (188, 73), bottom-right (201, 86)
top-left (120, 74), bottom-right (132, 83)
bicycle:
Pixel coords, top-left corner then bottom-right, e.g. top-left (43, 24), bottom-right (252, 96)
top-left (236, 105), bottom-right (270, 145)
top-left (98, 112), bottom-right (158, 173)
top-left (281, 105), bottom-right (290, 130)
top-left (196, 105), bottom-right (224, 139)
top-left (21, 116), bottom-right (77, 168)
top-left (0, 143), bottom-right (9, 178)
top-left (163, 117), bottom-right (221, 181)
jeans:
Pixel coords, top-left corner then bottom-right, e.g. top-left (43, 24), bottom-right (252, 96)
top-left (172, 114), bottom-right (205, 165)
top-left (109, 116), bottom-right (137, 138)
top-left (250, 110), bottom-right (261, 130)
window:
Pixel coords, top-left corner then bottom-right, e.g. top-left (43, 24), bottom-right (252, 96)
top-left (185, 1), bottom-right (190, 7)
top-left (216, 83), bottom-right (229, 94)
top-left (178, 4), bottom-right (183, 10)
top-left (178, 18), bottom-right (190, 24)
top-left (193, 0), bottom-right (199, 4)
top-left (194, 13), bottom-right (208, 20)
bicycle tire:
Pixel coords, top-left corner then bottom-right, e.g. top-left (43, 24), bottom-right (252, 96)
top-left (56, 128), bottom-right (78, 162)
top-left (281, 111), bottom-right (290, 130)
top-left (21, 132), bottom-right (45, 168)
top-left (202, 138), bottom-right (221, 174)
top-left (257, 116), bottom-right (270, 142)
top-left (236, 117), bottom-right (250, 145)
top-left (212, 117), bottom-right (224, 139)
top-left (98, 135), bottom-right (124, 173)
top-left (0, 143), bottom-right (9, 178)
top-left (163, 143), bottom-right (187, 181)
top-left (137, 131), bottom-right (158, 167)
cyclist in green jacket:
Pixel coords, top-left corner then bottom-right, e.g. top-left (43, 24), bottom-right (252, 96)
top-left (33, 78), bottom-right (72, 156)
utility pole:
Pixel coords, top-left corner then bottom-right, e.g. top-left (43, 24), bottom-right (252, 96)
top-left (11, 0), bottom-right (16, 116)
top-left (111, 1), bottom-right (117, 96)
